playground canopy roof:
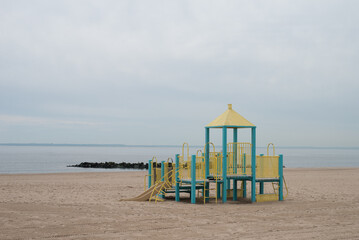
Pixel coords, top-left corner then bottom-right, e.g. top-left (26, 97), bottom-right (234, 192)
top-left (206, 104), bottom-right (255, 128)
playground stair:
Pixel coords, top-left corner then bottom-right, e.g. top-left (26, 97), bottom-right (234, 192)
top-left (198, 177), bottom-right (219, 204)
top-left (272, 177), bottom-right (288, 200)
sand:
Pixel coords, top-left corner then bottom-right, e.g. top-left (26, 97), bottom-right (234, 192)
top-left (1, 168), bottom-right (359, 240)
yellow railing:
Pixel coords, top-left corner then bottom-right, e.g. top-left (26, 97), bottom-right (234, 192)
top-left (267, 143), bottom-right (275, 156)
top-left (177, 156), bottom-right (206, 181)
top-left (165, 158), bottom-right (176, 186)
top-left (227, 142), bottom-right (252, 175)
top-left (151, 156), bottom-right (162, 185)
top-left (149, 158), bottom-right (176, 188)
top-left (203, 142), bottom-right (221, 178)
top-left (178, 157), bottom-right (190, 181)
top-left (182, 142), bottom-right (190, 162)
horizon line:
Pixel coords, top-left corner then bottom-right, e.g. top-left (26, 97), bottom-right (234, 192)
top-left (0, 143), bottom-right (358, 149)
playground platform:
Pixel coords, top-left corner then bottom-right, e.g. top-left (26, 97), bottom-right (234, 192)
top-left (125, 104), bottom-right (288, 204)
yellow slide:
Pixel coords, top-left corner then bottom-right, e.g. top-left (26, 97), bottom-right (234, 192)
top-left (120, 182), bottom-right (169, 201)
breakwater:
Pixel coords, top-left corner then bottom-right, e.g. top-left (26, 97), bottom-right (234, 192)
top-left (68, 162), bottom-right (148, 169)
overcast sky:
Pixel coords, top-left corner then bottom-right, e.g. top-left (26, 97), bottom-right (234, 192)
top-left (0, 0), bottom-right (358, 147)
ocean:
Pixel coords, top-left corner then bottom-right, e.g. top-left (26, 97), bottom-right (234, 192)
top-left (0, 145), bottom-right (358, 174)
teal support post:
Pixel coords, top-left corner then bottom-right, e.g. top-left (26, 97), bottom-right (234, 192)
top-left (243, 180), bottom-right (247, 198)
top-left (202, 156), bottom-right (205, 197)
top-left (205, 127), bottom-right (210, 203)
top-left (279, 154), bottom-right (284, 201)
top-left (233, 180), bottom-right (238, 201)
top-left (175, 154), bottom-right (180, 202)
top-left (251, 127), bottom-right (256, 203)
top-left (161, 161), bottom-right (165, 180)
top-left (191, 155), bottom-right (196, 204)
top-left (148, 159), bottom-right (152, 188)
top-left (233, 128), bottom-right (238, 174)
top-left (160, 161), bottom-right (165, 198)
top-left (259, 154), bottom-right (264, 194)
top-left (217, 182), bottom-right (221, 198)
top-left (222, 127), bottom-right (228, 203)
top-left (205, 127), bottom-right (210, 177)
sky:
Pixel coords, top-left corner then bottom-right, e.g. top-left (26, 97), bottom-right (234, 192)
top-left (0, 0), bottom-right (358, 147)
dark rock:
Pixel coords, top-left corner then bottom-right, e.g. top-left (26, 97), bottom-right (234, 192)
top-left (67, 162), bottom-right (149, 169)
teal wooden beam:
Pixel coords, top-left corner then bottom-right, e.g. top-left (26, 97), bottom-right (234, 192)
top-left (175, 154), bottom-right (180, 202)
top-left (207, 125), bottom-right (254, 129)
top-left (279, 154), bottom-right (284, 201)
top-left (205, 127), bottom-right (210, 203)
top-left (222, 127), bottom-right (228, 203)
top-left (243, 180), bottom-right (247, 198)
top-left (251, 127), bottom-right (256, 203)
top-left (161, 161), bottom-right (165, 180)
top-left (148, 159), bottom-right (152, 188)
top-left (191, 155), bottom-right (196, 204)
top-left (233, 180), bottom-right (238, 201)
top-left (205, 127), bottom-right (210, 177)
top-left (160, 161), bottom-right (165, 198)
top-left (217, 182), bottom-right (221, 199)
top-left (233, 128), bottom-right (238, 142)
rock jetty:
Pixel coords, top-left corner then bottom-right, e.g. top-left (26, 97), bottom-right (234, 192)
top-left (68, 162), bottom-right (148, 169)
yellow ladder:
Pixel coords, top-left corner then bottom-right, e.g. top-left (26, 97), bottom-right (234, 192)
top-left (205, 178), bottom-right (219, 204)
top-left (267, 143), bottom-right (288, 200)
top-left (272, 177), bottom-right (289, 200)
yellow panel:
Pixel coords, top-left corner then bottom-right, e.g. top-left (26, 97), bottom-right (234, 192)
top-left (206, 104), bottom-right (255, 128)
top-left (209, 152), bottom-right (222, 177)
top-left (163, 163), bottom-right (175, 185)
top-left (155, 169), bottom-right (162, 183)
top-left (195, 157), bottom-right (206, 180)
top-left (226, 189), bottom-right (243, 198)
top-left (256, 156), bottom-right (279, 178)
top-left (256, 194), bottom-right (279, 202)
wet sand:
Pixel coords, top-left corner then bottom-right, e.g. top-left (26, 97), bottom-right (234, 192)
top-left (1, 168), bottom-right (359, 239)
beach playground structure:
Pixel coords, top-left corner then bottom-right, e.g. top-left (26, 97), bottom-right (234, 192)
top-left (125, 104), bottom-right (288, 204)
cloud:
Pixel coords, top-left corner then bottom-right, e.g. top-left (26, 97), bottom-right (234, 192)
top-left (0, 0), bottom-right (358, 146)
top-left (0, 114), bottom-right (99, 126)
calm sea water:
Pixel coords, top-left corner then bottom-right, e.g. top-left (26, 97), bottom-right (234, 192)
top-left (0, 145), bottom-right (358, 174)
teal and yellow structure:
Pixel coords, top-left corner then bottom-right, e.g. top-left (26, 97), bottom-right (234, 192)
top-left (144, 104), bottom-right (288, 204)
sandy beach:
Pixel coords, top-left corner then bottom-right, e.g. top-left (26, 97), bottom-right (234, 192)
top-left (1, 168), bottom-right (359, 240)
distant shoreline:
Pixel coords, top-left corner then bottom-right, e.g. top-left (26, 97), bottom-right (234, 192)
top-left (2, 167), bottom-right (359, 176)
top-left (0, 143), bottom-right (184, 148)
top-left (0, 143), bottom-right (358, 149)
